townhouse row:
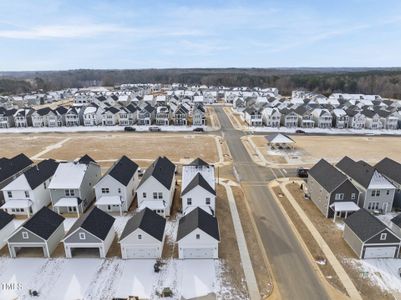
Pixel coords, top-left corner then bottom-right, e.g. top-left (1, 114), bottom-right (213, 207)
top-left (0, 154), bottom-right (219, 259)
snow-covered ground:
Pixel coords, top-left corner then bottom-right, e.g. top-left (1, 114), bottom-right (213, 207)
top-left (345, 258), bottom-right (401, 295)
top-left (0, 125), bottom-right (207, 134)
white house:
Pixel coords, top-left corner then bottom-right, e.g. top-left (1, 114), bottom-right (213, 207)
top-left (119, 208), bottom-right (166, 259)
top-left (0, 211), bottom-right (15, 249)
top-left (181, 158), bottom-right (216, 216)
top-left (1, 159), bottom-right (59, 217)
top-left (261, 107), bottom-right (281, 127)
top-left (137, 156), bottom-right (176, 217)
top-left (176, 208), bottom-right (220, 259)
top-left (95, 156), bottom-right (139, 214)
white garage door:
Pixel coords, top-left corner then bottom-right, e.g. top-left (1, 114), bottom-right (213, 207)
top-left (125, 247), bottom-right (158, 259)
top-left (364, 246), bottom-right (397, 259)
top-left (182, 247), bottom-right (214, 259)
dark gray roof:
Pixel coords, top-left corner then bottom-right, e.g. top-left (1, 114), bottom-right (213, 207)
top-left (177, 207), bottom-right (220, 241)
top-left (345, 209), bottom-right (389, 241)
top-left (309, 159), bottom-right (348, 192)
top-left (391, 214), bottom-right (401, 228)
top-left (23, 207), bottom-right (65, 240)
top-left (0, 210), bottom-right (14, 231)
top-left (78, 154), bottom-right (96, 165)
top-left (24, 159), bottom-right (59, 190)
top-left (138, 156), bottom-right (175, 190)
top-left (182, 173), bottom-right (216, 196)
top-left (105, 106), bottom-right (120, 114)
top-left (188, 158), bottom-right (209, 166)
top-left (67, 207), bottom-right (115, 240)
top-left (36, 107), bottom-right (53, 116)
top-left (55, 106), bottom-right (67, 115)
top-left (0, 153), bottom-right (33, 183)
top-left (106, 155), bottom-right (138, 186)
top-left (120, 208), bottom-right (166, 242)
top-left (375, 158), bottom-right (401, 184)
top-left (336, 156), bottom-right (374, 188)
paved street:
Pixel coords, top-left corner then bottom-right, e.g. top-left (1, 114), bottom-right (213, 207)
top-left (214, 106), bottom-right (329, 300)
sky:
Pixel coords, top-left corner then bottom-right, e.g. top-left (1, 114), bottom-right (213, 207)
top-left (0, 0), bottom-right (401, 70)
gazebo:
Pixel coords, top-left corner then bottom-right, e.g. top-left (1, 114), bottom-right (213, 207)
top-left (265, 133), bottom-right (295, 149)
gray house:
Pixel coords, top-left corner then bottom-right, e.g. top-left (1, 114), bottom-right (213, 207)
top-left (308, 159), bottom-right (360, 218)
top-left (63, 207), bottom-right (115, 258)
top-left (343, 209), bottom-right (400, 259)
top-left (7, 207), bottom-right (65, 258)
top-left (375, 157), bottom-right (401, 209)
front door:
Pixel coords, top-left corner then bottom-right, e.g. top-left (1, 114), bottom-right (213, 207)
top-left (68, 206), bottom-right (77, 212)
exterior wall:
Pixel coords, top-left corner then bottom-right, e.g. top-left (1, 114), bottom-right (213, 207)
top-left (365, 229), bottom-right (400, 244)
top-left (343, 224), bottom-right (363, 258)
top-left (328, 180), bottom-right (360, 218)
top-left (182, 186), bottom-right (215, 215)
top-left (307, 175), bottom-right (331, 217)
top-left (47, 224), bottom-right (65, 256)
top-left (0, 166), bottom-right (32, 205)
top-left (0, 221), bottom-right (15, 249)
top-left (120, 228), bottom-right (164, 258)
top-left (64, 228), bottom-right (102, 244)
top-left (178, 228), bottom-right (219, 259)
top-left (363, 187), bottom-right (395, 213)
top-left (50, 188), bottom-right (81, 213)
top-left (79, 163), bottom-right (101, 210)
top-left (102, 228), bottom-right (116, 257)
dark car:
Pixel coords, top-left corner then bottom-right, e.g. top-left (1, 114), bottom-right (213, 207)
top-left (193, 127), bottom-right (204, 132)
top-left (149, 126), bottom-right (161, 132)
top-left (297, 167), bottom-right (309, 178)
top-left (295, 129), bottom-right (306, 134)
top-left (124, 126), bottom-right (136, 132)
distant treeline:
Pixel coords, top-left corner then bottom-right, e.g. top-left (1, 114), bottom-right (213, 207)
top-left (1, 68), bottom-right (401, 98)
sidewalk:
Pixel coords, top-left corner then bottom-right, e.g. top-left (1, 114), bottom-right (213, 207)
top-left (278, 180), bottom-right (362, 300)
top-left (220, 181), bottom-right (260, 300)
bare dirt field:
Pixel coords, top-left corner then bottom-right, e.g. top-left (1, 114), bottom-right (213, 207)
top-left (0, 133), bottom-right (219, 166)
top-left (251, 135), bottom-right (401, 166)
top-left (282, 182), bottom-right (394, 300)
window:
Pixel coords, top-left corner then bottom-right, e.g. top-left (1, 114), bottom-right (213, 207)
top-left (24, 191), bottom-right (29, 198)
top-left (158, 192), bottom-right (163, 199)
top-left (143, 192), bottom-right (147, 198)
top-left (44, 182), bottom-right (47, 189)
top-left (187, 198), bottom-right (192, 205)
top-left (138, 234), bottom-right (142, 240)
top-left (335, 193), bottom-right (344, 200)
top-left (101, 188), bottom-right (110, 194)
top-left (153, 192), bottom-right (158, 199)
top-left (351, 193), bottom-right (356, 200)
top-left (22, 231), bottom-right (29, 239)
top-left (7, 191), bottom-right (12, 198)
top-left (376, 190), bottom-right (380, 197)
top-left (371, 190), bottom-right (376, 197)
top-left (206, 198), bottom-right (211, 205)
top-left (118, 188), bottom-right (121, 194)
top-left (65, 189), bottom-right (75, 196)
top-left (196, 234), bottom-right (200, 239)
top-left (79, 232), bottom-right (86, 240)
top-left (380, 233), bottom-right (387, 240)
top-left (386, 190), bottom-right (390, 195)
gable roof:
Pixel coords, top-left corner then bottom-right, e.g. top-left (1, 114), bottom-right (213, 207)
top-left (22, 207), bottom-right (65, 240)
top-left (344, 209), bottom-right (392, 242)
top-left (0, 153), bottom-right (33, 183)
top-left (36, 107), bottom-right (53, 116)
top-left (66, 207), bottom-right (115, 240)
top-left (391, 214), bottom-right (401, 228)
top-left (138, 156), bottom-right (175, 190)
top-left (309, 159), bottom-right (348, 192)
top-left (336, 156), bottom-right (374, 188)
top-left (375, 157), bottom-right (401, 184)
top-left (23, 159), bottom-right (59, 190)
top-left (265, 133), bottom-right (294, 144)
top-left (105, 155), bottom-right (139, 186)
top-left (177, 207), bottom-right (219, 241)
top-left (181, 173), bottom-right (216, 196)
top-left (120, 208), bottom-right (166, 242)
top-left (78, 154), bottom-right (96, 165)
top-left (0, 210), bottom-right (14, 231)
top-left (188, 158), bottom-right (209, 166)
top-left (55, 106), bottom-right (68, 115)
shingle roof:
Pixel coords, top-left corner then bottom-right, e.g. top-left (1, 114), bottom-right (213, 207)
top-left (0, 210), bottom-right (14, 231)
top-left (177, 207), bottom-right (220, 241)
top-left (55, 106), bottom-right (67, 115)
top-left (0, 153), bottom-right (33, 183)
top-left (66, 207), bottom-right (115, 241)
top-left (138, 156), bottom-right (175, 190)
top-left (344, 209), bottom-right (389, 242)
top-left (23, 207), bottom-right (65, 240)
top-left (36, 107), bottom-right (53, 116)
top-left (78, 154), bottom-right (96, 165)
top-left (375, 157), bottom-right (401, 184)
top-left (24, 159), bottom-right (59, 189)
top-left (336, 156), bottom-right (374, 188)
top-left (181, 173), bottom-right (216, 196)
top-left (188, 158), bottom-right (209, 166)
top-left (120, 208), bottom-right (166, 242)
top-left (309, 159), bottom-right (348, 192)
top-left (391, 214), bottom-right (401, 228)
top-left (106, 155), bottom-right (139, 186)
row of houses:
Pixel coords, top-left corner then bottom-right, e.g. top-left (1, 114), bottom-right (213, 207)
top-left (234, 92), bottom-right (401, 129)
top-left (0, 154), bottom-right (220, 259)
top-left (307, 157), bottom-right (401, 259)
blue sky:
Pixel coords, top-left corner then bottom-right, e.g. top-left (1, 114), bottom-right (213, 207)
top-left (0, 0), bottom-right (401, 70)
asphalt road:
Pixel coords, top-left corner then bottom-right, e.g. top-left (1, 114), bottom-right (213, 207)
top-left (215, 106), bottom-right (330, 300)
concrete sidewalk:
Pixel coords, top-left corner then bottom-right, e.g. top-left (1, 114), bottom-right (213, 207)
top-left (279, 180), bottom-right (362, 300)
top-left (221, 181), bottom-right (260, 300)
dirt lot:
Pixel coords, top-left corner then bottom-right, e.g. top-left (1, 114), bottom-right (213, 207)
top-left (0, 132), bottom-right (219, 165)
top-left (282, 182), bottom-right (394, 300)
top-left (251, 135), bottom-right (401, 166)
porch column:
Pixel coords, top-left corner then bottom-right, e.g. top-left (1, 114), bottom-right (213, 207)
top-left (119, 204), bottom-right (122, 217)
top-left (77, 205), bottom-right (80, 217)
top-left (333, 210), bottom-right (337, 223)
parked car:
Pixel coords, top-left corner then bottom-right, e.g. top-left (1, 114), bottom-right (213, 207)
top-left (295, 129), bottom-right (306, 134)
top-left (149, 126), bottom-right (161, 132)
top-left (297, 167), bottom-right (309, 178)
top-left (124, 126), bottom-right (136, 132)
top-left (193, 127), bottom-right (204, 132)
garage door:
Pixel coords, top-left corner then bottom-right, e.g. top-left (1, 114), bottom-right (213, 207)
top-left (124, 247), bottom-right (158, 259)
top-left (182, 247), bottom-right (214, 259)
top-left (364, 246), bottom-right (397, 259)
